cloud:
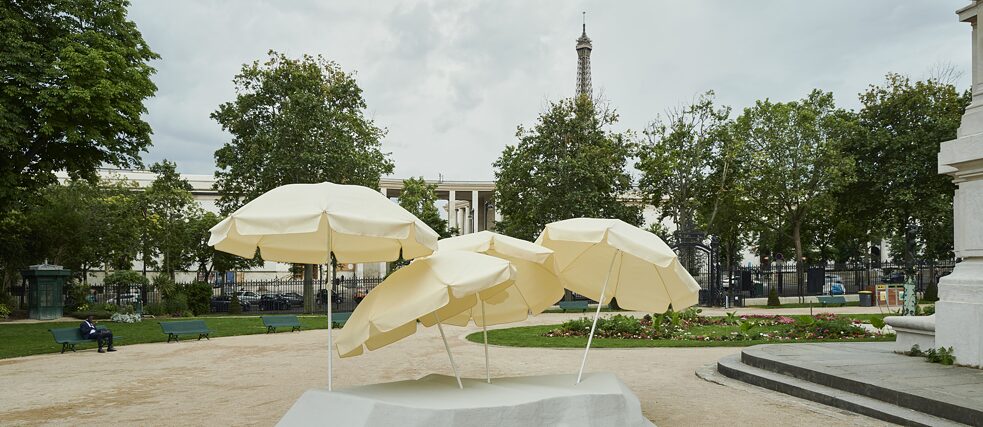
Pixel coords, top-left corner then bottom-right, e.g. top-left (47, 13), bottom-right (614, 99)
top-left (128, 0), bottom-right (971, 181)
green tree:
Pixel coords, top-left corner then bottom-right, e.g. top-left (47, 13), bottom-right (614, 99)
top-left (398, 177), bottom-right (452, 238)
top-left (142, 161), bottom-right (202, 280)
top-left (211, 50), bottom-right (394, 214)
top-left (636, 91), bottom-right (748, 268)
top-left (848, 74), bottom-right (969, 268)
top-left (211, 51), bottom-right (394, 312)
top-left (0, 0), bottom-right (158, 214)
top-left (732, 90), bottom-right (858, 295)
top-left (494, 96), bottom-right (641, 240)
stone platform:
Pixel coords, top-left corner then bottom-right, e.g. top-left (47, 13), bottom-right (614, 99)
top-left (277, 372), bottom-right (655, 427)
top-left (716, 342), bottom-right (983, 426)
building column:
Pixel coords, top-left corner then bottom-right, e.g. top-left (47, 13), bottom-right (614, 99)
top-left (448, 190), bottom-right (457, 233)
top-left (472, 190), bottom-right (479, 234)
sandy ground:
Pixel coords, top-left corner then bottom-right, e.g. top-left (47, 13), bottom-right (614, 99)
top-left (0, 310), bottom-right (893, 427)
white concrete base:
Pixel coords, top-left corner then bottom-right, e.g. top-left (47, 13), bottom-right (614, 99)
top-left (935, 259), bottom-right (983, 368)
top-left (884, 315), bottom-right (935, 354)
top-left (277, 373), bottom-right (655, 427)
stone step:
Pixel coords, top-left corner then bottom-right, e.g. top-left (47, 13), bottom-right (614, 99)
top-left (717, 354), bottom-right (967, 427)
top-left (739, 345), bottom-right (983, 425)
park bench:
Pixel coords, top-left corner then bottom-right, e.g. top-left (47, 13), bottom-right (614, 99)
top-left (50, 325), bottom-right (119, 354)
top-left (331, 312), bottom-right (352, 327)
top-left (816, 295), bottom-right (847, 307)
top-left (263, 315), bottom-right (302, 333)
top-left (160, 320), bottom-right (212, 343)
top-left (558, 300), bottom-right (589, 313)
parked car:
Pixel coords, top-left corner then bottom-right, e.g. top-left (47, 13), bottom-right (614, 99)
top-left (882, 270), bottom-right (906, 284)
top-left (234, 290), bottom-right (261, 303)
top-left (316, 289), bottom-right (343, 305)
top-left (210, 295), bottom-right (251, 312)
top-left (825, 275), bottom-right (845, 295)
top-left (259, 293), bottom-right (291, 310)
top-left (281, 292), bottom-right (304, 307)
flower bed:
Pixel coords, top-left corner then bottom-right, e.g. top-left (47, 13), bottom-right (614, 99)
top-left (544, 309), bottom-right (883, 343)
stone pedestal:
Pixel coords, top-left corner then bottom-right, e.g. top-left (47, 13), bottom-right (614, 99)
top-left (934, 1), bottom-right (983, 368)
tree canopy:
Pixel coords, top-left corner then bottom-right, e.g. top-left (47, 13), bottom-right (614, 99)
top-left (398, 177), bottom-right (452, 238)
top-left (211, 50), bottom-right (394, 214)
top-left (494, 96), bottom-right (642, 240)
top-left (0, 0), bottom-right (158, 213)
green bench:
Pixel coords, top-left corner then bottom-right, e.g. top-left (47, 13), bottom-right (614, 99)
top-left (50, 325), bottom-right (118, 353)
top-left (558, 300), bottom-right (590, 312)
top-left (816, 295), bottom-right (847, 307)
top-left (262, 315), bottom-right (302, 333)
top-left (331, 312), bottom-right (352, 327)
top-left (160, 320), bottom-right (212, 343)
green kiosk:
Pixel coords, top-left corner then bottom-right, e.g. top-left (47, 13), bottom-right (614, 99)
top-left (22, 264), bottom-right (71, 320)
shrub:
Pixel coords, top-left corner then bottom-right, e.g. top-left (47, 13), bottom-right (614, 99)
top-left (101, 303), bottom-right (119, 313)
top-left (767, 287), bottom-right (781, 307)
top-left (870, 316), bottom-right (886, 330)
top-left (111, 312), bottom-right (142, 323)
top-left (926, 346), bottom-right (956, 365)
top-left (229, 293), bottom-right (242, 315)
top-left (922, 280), bottom-right (939, 302)
top-left (64, 279), bottom-right (89, 312)
top-left (922, 304), bottom-right (935, 316)
top-left (0, 303), bottom-right (10, 319)
top-left (164, 293), bottom-right (189, 317)
top-left (184, 282), bottom-right (212, 316)
top-left (68, 310), bottom-right (112, 320)
top-left (144, 302), bottom-right (165, 316)
top-left (153, 274), bottom-right (178, 299)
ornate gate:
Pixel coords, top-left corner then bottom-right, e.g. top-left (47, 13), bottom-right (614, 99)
top-left (670, 231), bottom-right (722, 307)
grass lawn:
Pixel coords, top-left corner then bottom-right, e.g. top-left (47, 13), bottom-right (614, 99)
top-left (0, 315), bottom-right (333, 359)
top-left (466, 314), bottom-right (894, 349)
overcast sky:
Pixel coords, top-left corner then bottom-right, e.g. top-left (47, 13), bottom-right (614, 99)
top-left (129, 0), bottom-right (972, 181)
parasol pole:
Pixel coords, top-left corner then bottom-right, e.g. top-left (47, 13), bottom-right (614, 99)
top-left (576, 250), bottom-right (620, 385)
top-left (327, 232), bottom-right (334, 392)
top-left (482, 300), bottom-right (490, 383)
top-left (434, 311), bottom-right (464, 389)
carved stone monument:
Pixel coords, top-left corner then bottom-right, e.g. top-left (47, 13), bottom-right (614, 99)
top-left (934, 1), bottom-right (983, 368)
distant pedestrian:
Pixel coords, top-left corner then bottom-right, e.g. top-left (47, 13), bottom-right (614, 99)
top-left (79, 315), bottom-right (116, 353)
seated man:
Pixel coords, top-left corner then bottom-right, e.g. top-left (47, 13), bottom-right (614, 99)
top-left (79, 315), bottom-right (116, 353)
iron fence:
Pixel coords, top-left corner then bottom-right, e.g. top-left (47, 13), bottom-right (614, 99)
top-left (720, 261), bottom-right (955, 301)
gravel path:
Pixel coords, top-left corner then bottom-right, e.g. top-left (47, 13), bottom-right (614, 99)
top-left (0, 310), bottom-right (893, 426)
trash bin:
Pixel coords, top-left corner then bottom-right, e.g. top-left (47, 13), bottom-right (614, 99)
top-left (859, 291), bottom-right (873, 307)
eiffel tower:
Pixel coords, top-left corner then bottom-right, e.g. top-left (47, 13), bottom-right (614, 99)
top-left (575, 12), bottom-right (593, 98)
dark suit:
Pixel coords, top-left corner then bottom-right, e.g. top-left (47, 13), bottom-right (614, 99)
top-left (80, 320), bottom-right (113, 350)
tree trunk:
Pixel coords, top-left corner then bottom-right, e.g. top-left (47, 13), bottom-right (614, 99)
top-left (303, 264), bottom-right (314, 314)
top-left (793, 220), bottom-right (804, 303)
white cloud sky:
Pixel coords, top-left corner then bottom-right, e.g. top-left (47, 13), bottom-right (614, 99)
top-left (129, 0), bottom-right (972, 181)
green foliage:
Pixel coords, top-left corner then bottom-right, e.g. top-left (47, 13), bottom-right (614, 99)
top-left (921, 304), bottom-right (936, 316)
top-left (925, 346), bottom-right (956, 365)
top-left (870, 316), bottom-right (886, 330)
top-left (228, 293), bottom-right (242, 315)
top-left (68, 310), bottom-right (112, 320)
top-left (767, 287), bottom-right (781, 307)
top-left (637, 91), bottom-right (746, 263)
top-left (141, 160), bottom-right (203, 278)
top-left (907, 344), bottom-right (924, 356)
top-left (103, 270), bottom-right (149, 289)
top-left (143, 303), bottom-right (165, 317)
top-left (184, 282), bottom-right (212, 316)
top-left (733, 90), bottom-right (858, 272)
top-left (163, 293), bottom-right (189, 317)
top-left (922, 280), bottom-right (939, 302)
top-left (724, 311), bottom-right (740, 325)
top-left (0, 0), bottom-right (159, 214)
top-left (398, 177), bottom-right (451, 237)
top-left (153, 274), bottom-right (178, 299)
top-left (64, 279), bottom-right (89, 312)
top-left (493, 96), bottom-right (642, 240)
top-left (211, 50), bottom-right (394, 215)
top-left (0, 303), bottom-right (9, 319)
top-left (738, 320), bottom-right (756, 338)
top-left (845, 74), bottom-right (968, 264)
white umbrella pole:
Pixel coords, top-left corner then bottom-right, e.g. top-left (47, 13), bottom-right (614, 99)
top-left (327, 260), bottom-right (334, 392)
top-left (576, 250), bottom-right (620, 385)
top-left (482, 300), bottom-right (490, 384)
top-left (433, 311), bottom-right (464, 389)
